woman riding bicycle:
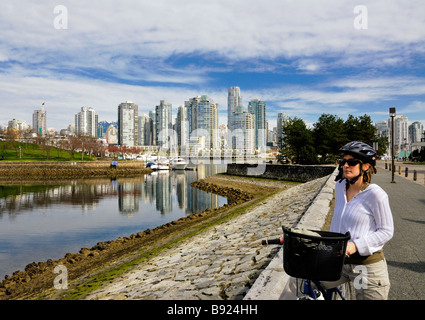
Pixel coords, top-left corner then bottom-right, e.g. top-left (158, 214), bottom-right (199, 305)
top-left (322, 141), bottom-right (394, 300)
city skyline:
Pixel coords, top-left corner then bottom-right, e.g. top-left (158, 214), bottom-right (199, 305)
top-left (1, 1), bottom-right (425, 131)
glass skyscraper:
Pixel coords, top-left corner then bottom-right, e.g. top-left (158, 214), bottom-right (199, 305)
top-left (248, 98), bottom-right (266, 151)
top-left (118, 101), bottom-right (138, 147)
top-left (197, 95), bottom-right (218, 150)
top-left (155, 100), bottom-right (172, 148)
top-left (32, 106), bottom-right (46, 136)
top-left (227, 86), bottom-right (241, 131)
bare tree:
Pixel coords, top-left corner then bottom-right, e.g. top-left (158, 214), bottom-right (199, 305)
top-left (5, 128), bottom-right (21, 158)
top-left (63, 136), bottom-right (82, 160)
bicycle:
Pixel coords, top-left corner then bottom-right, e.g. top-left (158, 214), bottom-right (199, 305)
top-left (262, 226), bottom-right (351, 300)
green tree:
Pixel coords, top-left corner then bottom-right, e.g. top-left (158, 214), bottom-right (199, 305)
top-left (357, 114), bottom-right (376, 144)
top-left (281, 117), bottom-right (317, 164)
top-left (313, 114), bottom-right (347, 163)
top-left (344, 114), bottom-right (362, 142)
top-left (343, 114), bottom-right (376, 145)
top-left (375, 136), bottom-right (389, 157)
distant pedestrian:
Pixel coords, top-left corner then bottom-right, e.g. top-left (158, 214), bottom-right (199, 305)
top-left (323, 141), bottom-right (394, 300)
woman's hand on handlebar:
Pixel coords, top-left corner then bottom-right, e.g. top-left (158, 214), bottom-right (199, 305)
top-left (261, 237), bottom-right (283, 245)
top-left (346, 241), bottom-right (357, 256)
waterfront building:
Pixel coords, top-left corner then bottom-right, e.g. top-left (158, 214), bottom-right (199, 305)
top-left (176, 105), bottom-right (189, 155)
top-left (75, 106), bottom-right (98, 137)
top-left (149, 111), bottom-right (156, 146)
top-left (409, 121), bottom-right (424, 144)
top-left (138, 113), bottom-right (152, 146)
top-left (118, 101), bottom-right (138, 147)
top-left (387, 115), bottom-right (408, 154)
top-left (248, 98), bottom-right (267, 151)
top-left (231, 110), bottom-right (255, 156)
top-left (185, 96), bottom-right (201, 135)
top-left (375, 120), bottom-right (389, 138)
top-left (106, 124), bottom-right (118, 144)
top-left (196, 95), bottom-right (219, 152)
top-left (32, 106), bottom-right (46, 136)
top-left (219, 124), bottom-right (229, 150)
top-left (155, 100), bottom-right (173, 148)
top-left (277, 113), bottom-right (289, 149)
top-left (184, 95), bottom-right (219, 155)
top-left (7, 119), bottom-right (29, 132)
top-left (227, 86), bottom-right (242, 131)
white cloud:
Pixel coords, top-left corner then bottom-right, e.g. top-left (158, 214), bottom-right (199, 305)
top-left (1, 1), bottom-right (425, 129)
top-left (2, 1), bottom-right (425, 65)
top-left (0, 73), bottom-right (227, 130)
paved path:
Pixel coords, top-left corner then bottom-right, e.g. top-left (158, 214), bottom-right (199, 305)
top-left (85, 176), bottom-right (328, 300)
top-left (373, 163), bottom-right (425, 300)
top-left (377, 160), bottom-right (425, 187)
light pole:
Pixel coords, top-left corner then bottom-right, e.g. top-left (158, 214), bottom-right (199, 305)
top-left (389, 107), bottom-right (396, 183)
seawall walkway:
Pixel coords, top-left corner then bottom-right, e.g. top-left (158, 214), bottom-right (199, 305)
top-left (85, 173), bottom-right (331, 300)
top-left (374, 162), bottom-right (425, 300)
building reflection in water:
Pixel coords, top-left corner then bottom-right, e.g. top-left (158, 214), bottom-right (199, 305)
top-left (0, 164), bottom-right (227, 218)
top-left (0, 164), bottom-right (228, 279)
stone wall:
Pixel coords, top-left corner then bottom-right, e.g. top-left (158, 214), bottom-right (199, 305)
top-left (0, 161), bottom-right (151, 180)
top-left (226, 163), bottom-right (336, 182)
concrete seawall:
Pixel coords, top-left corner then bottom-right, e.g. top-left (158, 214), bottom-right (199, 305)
top-left (0, 160), bottom-right (152, 180)
top-left (226, 163), bottom-right (336, 182)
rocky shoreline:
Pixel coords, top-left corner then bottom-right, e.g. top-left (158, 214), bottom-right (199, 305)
top-left (0, 173), bottom-right (285, 300)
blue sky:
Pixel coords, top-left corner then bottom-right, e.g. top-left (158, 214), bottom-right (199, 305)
top-left (1, 0), bottom-right (425, 131)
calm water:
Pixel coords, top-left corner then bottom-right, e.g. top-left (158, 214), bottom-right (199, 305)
top-left (0, 164), bottom-right (227, 279)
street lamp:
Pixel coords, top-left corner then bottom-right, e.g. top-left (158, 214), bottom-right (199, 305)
top-left (389, 107), bottom-right (396, 183)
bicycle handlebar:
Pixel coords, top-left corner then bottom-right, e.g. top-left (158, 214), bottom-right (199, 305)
top-left (261, 237), bottom-right (283, 245)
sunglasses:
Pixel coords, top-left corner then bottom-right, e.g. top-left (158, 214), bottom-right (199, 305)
top-left (339, 158), bottom-right (361, 167)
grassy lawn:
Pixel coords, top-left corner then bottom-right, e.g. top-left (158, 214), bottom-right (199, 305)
top-left (0, 141), bottom-right (92, 161)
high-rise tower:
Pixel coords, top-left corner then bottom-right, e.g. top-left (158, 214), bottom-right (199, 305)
top-left (227, 86), bottom-right (241, 131)
top-left (155, 100), bottom-right (172, 148)
top-left (248, 98), bottom-right (266, 150)
top-left (75, 106), bottom-right (98, 137)
top-left (118, 101), bottom-right (138, 147)
top-left (32, 104), bottom-right (47, 136)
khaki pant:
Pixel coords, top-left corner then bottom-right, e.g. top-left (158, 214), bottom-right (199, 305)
top-left (322, 259), bottom-right (390, 300)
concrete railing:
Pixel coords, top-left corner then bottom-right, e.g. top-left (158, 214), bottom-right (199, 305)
top-left (226, 163), bottom-right (336, 183)
top-left (244, 167), bottom-right (339, 300)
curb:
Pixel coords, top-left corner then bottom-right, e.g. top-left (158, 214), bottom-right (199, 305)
top-left (244, 167), bottom-right (338, 300)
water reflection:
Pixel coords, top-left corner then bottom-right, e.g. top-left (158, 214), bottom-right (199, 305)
top-left (0, 164), bottom-right (227, 279)
top-left (0, 164), bottom-right (226, 217)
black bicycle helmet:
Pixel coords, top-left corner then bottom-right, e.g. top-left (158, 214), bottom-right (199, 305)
top-left (335, 141), bottom-right (377, 185)
top-left (339, 141), bottom-right (377, 166)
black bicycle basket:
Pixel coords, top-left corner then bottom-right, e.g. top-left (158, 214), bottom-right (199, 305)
top-left (282, 226), bottom-right (351, 281)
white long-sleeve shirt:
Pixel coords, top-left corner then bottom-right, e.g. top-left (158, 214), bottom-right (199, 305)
top-left (330, 180), bottom-right (394, 256)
